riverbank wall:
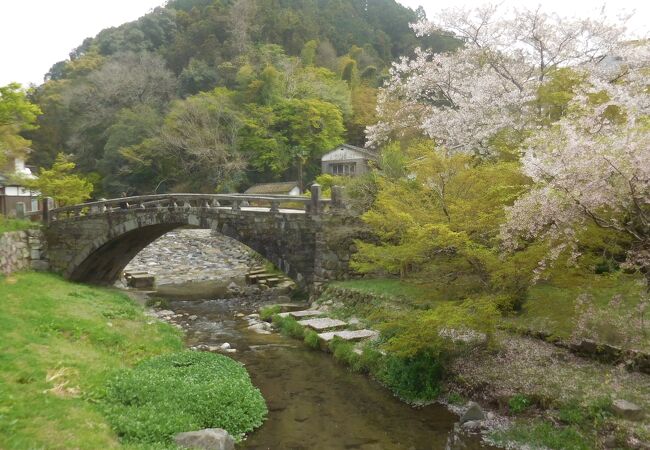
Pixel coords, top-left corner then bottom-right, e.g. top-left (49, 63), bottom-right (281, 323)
top-left (0, 229), bottom-right (49, 275)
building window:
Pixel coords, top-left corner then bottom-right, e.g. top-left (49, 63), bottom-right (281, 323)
top-left (330, 162), bottom-right (356, 175)
top-left (31, 199), bottom-right (39, 211)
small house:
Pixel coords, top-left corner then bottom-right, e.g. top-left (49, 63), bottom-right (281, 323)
top-left (0, 154), bottom-right (40, 217)
top-left (321, 144), bottom-right (377, 177)
top-left (244, 181), bottom-right (302, 196)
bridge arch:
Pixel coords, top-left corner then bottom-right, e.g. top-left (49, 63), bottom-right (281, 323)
top-left (43, 194), bottom-right (358, 289)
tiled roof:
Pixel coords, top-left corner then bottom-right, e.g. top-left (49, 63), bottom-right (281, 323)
top-left (244, 181), bottom-right (300, 194)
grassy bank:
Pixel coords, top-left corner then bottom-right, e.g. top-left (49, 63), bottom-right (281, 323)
top-left (316, 278), bottom-right (650, 449)
top-left (0, 217), bottom-right (36, 234)
top-left (0, 272), bottom-right (183, 448)
top-left (0, 272), bottom-right (267, 449)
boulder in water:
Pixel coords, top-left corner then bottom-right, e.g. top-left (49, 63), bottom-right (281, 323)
top-left (174, 428), bottom-right (235, 450)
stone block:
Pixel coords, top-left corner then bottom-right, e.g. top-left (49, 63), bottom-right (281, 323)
top-left (278, 310), bottom-right (322, 319)
top-left (298, 317), bottom-right (347, 331)
top-left (127, 274), bottom-right (155, 288)
top-left (31, 260), bottom-right (50, 271)
top-left (317, 329), bottom-right (379, 342)
top-left (612, 399), bottom-right (644, 421)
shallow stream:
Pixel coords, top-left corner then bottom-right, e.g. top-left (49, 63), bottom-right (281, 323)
top-left (161, 295), bottom-right (496, 450)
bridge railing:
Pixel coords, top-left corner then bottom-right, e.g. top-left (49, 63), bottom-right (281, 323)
top-left (46, 186), bottom-right (336, 222)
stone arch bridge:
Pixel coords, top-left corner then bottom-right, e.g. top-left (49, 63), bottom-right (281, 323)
top-left (42, 190), bottom-right (365, 290)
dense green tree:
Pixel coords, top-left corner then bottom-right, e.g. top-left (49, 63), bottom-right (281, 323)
top-left (98, 106), bottom-right (163, 195)
top-left (178, 58), bottom-right (219, 96)
top-left (22, 153), bottom-right (93, 206)
top-left (352, 141), bottom-right (533, 309)
top-left (241, 97), bottom-right (344, 183)
top-left (27, 0), bottom-right (459, 192)
top-left (0, 83), bottom-right (41, 165)
top-left (159, 88), bottom-right (246, 192)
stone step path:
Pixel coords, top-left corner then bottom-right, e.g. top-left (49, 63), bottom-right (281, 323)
top-left (124, 270), bottom-right (155, 288)
top-left (270, 308), bottom-right (379, 346)
top-left (278, 309), bottom-right (322, 319)
top-left (317, 329), bottom-right (379, 342)
top-left (298, 317), bottom-right (347, 331)
top-left (246, 266), bottom-right (291, 287)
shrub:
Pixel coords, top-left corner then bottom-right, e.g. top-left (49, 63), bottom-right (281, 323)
top-left (102, 351), bottom-right (267, 444)
top-left (376, 353), bottom-right (443, 403)
top-left (259, 305), bottom-right (282, 321)
top-left (329, 337), bottom-right (359, 366)
top-left (509, 394), bottom-right (532, 414)
top-left (272, 315), bottom-right (305, 339)
top-left (303, 330), bottom-right (321, 349)
top-left (351, 344), bottom-right (383, 374)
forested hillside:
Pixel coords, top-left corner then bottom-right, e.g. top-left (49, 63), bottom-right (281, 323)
top-left (25, 0), bottom-right (458, 196)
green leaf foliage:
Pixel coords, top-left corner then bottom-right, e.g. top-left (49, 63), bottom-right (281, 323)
top-left (102, 351), bottom-right (267, 444)
top-left (22, 153), bottom-right (93, 206)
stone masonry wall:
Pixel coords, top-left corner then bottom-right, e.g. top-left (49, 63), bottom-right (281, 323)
top-left (311, 211), bottom-right (373, 293)
top-left (0, 229), bottom-right (49, 275)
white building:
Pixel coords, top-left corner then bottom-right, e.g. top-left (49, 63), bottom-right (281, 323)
top-left (321, 144), bottom-right (377, 177)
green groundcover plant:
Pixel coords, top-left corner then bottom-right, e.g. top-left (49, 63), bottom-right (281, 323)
top-left (102, 351), bottom-right (267, 445)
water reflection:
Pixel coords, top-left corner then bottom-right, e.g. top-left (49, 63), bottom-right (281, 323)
top-left (166, 298), bottom-right (495, 450)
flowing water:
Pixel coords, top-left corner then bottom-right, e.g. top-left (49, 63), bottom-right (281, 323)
top-left (161, 295), bottom-right (497, 450)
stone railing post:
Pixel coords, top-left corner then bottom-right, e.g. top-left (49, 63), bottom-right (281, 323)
top-left (310, 183), bottom-right (321, 215)
top-left (42, 197), bottom-right (54, 224)
top-left (15, 202), bottom-right (25, 219)
top-left (331, 185), bottom-right (345, 209)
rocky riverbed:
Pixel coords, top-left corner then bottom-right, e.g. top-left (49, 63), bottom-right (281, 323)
top-left (124, 229), bottom-right (261, 296)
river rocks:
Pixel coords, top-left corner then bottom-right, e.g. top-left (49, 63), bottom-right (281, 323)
top-left (248, 322), bottom-right (272, 334)
top-left (124, 229), bottom-right (257, 287)
top-left (174, 428), bottom-right (235, 450)
top-left (460, 402), bottom-right (486, 424)
top-left (461, 420), bottom-right (486, 432)
top-left (612, 399), bottom-right (644, 421)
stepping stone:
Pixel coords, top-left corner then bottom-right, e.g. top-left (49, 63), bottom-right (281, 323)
top-left (127, 274), bottom-right (155, 288)
top-left (274, 303), bottom-right (309, 313)
top-left (317, 329), bottom-right (379, 342)
top-left (278, 310), bottom-right (322, 318)
top-left (298, 317), bottom-right (347, 331)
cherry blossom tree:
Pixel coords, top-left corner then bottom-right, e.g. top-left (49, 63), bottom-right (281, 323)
top-left (501, 41), bottom-right (650, 284)
top-left (367, 5), bottom-right (627, 153)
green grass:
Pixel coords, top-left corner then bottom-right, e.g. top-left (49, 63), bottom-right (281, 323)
top-left (331, 279), bottom-right (437, 305)
top-left (102, 351), bottom-right (267, 445)
top-left (259, 305), bottom-right (282, 321)
top-left (271, 314), bottom-right (305, 339)
top-left (0, 216), bottom-right (36, 234)
top-left (490, 420), bottom-right (593, 450)
top-left (0, 272), bottom-right (184, 449)
top-left (303, 330), bottom-right (320, 349)
top-left (508, 394), bottom-right (532, 414)
top-left (506, 273), bottom-right (648, 348)
top-left (335, 273), bottom-right (648, 350)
